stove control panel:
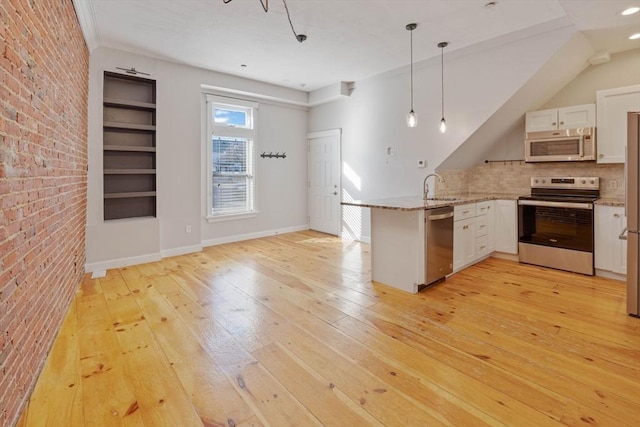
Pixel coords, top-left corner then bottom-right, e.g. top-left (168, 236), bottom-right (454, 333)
top-left (530, 176), bottom-right (599, 190)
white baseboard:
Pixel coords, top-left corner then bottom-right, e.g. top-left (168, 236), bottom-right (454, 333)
top-left (202, 224), bottom-right (309, 248)
top-left (85, 226), bottom-right (311, 273)
top-left (160, 244), bottom-right (203, 259)
top-left (491, 252), bottom-right (519, 262)
top-left (85, 252), bottom-right (162, 273)
top-left (595, 269), bottom-right (626, 282)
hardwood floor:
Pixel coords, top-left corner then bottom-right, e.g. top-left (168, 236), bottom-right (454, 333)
top-left (17, 231), bottom-right (640, 426)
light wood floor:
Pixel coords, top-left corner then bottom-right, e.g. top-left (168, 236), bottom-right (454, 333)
top-left (17, 231), bottom-right (640, 426)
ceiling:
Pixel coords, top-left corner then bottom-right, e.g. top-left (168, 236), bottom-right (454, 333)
top-left (75, 0), bottom-right (640, 91)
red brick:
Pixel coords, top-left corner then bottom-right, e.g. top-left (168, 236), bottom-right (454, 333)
top-left (0, 0), bottom-right (88, 425)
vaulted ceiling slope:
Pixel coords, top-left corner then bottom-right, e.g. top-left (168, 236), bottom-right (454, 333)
top-left (72, 0), bottom-right (640, 92)
top-left (438, 31), bottom-right (596, 170)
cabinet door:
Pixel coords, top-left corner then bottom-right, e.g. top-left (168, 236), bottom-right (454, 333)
top-left (558, 104), bottom-right (595, 129)
top-left (454, 218), bottom-right (476, 271)
top-left (594, 205), bottom-right (612, 270)
top-left (597, 85), bottom-right (640, 164)
top-left (611, 208), bottom-right (627, 275)
top-left (595, 205), bottom-right (628, 274)
top-left (494, 200), bottom-right (518, 254)
top-left (525, 109), bottom-right (558, 132)
top-left (476, 201), bottom-right (494, 252)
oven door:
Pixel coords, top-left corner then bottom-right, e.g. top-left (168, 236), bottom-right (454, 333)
top-left (518, 199), bottom-right (594, 252)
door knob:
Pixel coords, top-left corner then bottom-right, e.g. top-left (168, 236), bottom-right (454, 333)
top-left (333, 192), bottom-right (338, 195)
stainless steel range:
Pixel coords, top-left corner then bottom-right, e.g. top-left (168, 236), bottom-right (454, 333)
top-left (518, 177), bottom-right (599, 275)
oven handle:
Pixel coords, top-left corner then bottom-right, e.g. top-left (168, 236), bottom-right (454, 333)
top-left (517, 200), bottom-right (593, 210)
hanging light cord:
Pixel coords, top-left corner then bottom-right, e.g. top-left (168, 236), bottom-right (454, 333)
top-left (410, 28), bottom-right (414, 111)
top-left (283, 0), bottom-right (306, 42)
top-left (440, 46), bottom-right (444, 118)
top-left (222, 0), bottom-right (306, 42)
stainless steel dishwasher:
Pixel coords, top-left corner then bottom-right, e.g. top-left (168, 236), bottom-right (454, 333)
top-left (425, 206), bottom-right (454, 286)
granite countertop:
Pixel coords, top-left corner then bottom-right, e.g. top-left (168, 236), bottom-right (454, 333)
top-left (341, 193), bottom-right (522, 211)
top-left (595, 198), bottom-right (625, 207)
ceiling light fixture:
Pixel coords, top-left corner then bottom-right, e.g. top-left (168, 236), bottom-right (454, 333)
top-left (630, 33), bottom-right (640, 40)
top-left (222, 0), bottom-right (307, 43)
top-left (622, 6), bottom-right (640, 15)
top-left (438, 41), bottom-right (448, 133)
top-left (406, 23), bottom-right (418, 128)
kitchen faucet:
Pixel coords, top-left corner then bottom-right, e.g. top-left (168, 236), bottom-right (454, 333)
top-left (423, 173), bottom-right (444, 200)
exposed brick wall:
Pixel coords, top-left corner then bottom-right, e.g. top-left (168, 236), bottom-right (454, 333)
top-left (0, 1), bottom-right (88, 426)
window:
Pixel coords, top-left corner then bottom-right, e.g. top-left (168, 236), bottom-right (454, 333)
top-left (206, 95), bottom-right (258, 219)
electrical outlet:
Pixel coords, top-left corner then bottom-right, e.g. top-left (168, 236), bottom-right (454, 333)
top-left (609, 180), bottom-right (618, 189)
top-left (417, 160), bottom-right (427, 168)
top-left (185, 224), bottom-right (192, 233)
top-left (386, 146), bottom-right (395, 156)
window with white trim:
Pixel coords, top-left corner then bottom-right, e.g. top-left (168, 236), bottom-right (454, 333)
top-left (206, 95), bottom-right (257, 219)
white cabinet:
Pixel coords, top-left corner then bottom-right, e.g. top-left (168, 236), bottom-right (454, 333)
top-left (493, 200), bottom-right (518, 254)
top-left (596, 85), bottom-right (640, 164)
top-left (595, 205), bottom-right (627, 276)
top-left (453, 201), bottom-right (495, 271)
top-left (454, 216), bottom-right (476, 271)
top-left (476, 201), bottom-right (494, 255)
top-left (525, 104), bottom-right (595, 133)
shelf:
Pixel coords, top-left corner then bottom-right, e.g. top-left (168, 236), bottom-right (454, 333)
top-left (104, 169), bottom-right (156, 175)
top-left (104, 145), bottom-right (156, 152)
top-left (104, 191), bottom-right (156, 199)
top-left (103, 122), bottom-right (156, 131)
top-left (104, 97), bottom-right (156, 110)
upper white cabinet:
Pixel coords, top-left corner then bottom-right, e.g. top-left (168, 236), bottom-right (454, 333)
top-left (596, 85), bottom-right (640, 164)
top-left (525, 104), bottom-right (596, 133)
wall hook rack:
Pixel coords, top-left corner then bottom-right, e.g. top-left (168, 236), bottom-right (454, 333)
top-left (260, 152), bottom-right (286, 159)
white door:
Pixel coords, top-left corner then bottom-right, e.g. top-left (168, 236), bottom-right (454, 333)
top-left (308, 130), bottom-right (341, 236)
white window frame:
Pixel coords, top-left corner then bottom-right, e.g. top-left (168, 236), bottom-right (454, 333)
top-left (205, 95), bottom-right (259, 222)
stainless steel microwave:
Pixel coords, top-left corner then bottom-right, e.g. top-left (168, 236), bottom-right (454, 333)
top-left (524, 128), bottom-right (596, 162)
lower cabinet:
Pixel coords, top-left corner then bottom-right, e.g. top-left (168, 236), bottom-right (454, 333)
top-left (454, 217), bottom-right (476, 271)
top-left (453, 199), bottom-right (517, 273)
top-left (453, 201), bottom-right (495, 272)
top-left (494, 200), bottom-right (518, 254)
top-left (595, 205), bottom-right (627, 276)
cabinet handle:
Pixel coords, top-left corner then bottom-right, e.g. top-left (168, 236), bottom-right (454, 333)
top-left (552, 122), bottom-right (557, 126)
top-left (463, 225), bottom-right (469, 230)
top-left (614, 213), bottom-right (620, 218)
top-left (560, 121), bottom-right (564, 125)
top-left (463, 210), bottom-right (470, 214)
top-left (619, 227), bottom-right (628, 241)
top-left (599, 153), bottom-right (604, 158)
top-left (480, 245), bottom-right (486, 250)
top-left (479, 225), bottom-right (486, 229)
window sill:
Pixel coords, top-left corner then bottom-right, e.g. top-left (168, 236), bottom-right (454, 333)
top-left (206, 211), bottom-right (259, 223)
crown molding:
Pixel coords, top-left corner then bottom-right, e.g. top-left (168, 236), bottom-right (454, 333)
top-left (72, 0), bottom-right (99, 52)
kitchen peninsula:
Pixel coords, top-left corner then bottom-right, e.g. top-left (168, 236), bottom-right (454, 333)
top-left (343, 194), bottom-right (520, 293)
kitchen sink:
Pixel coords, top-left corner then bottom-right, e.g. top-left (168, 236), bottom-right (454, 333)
top-left (426, 197), bottom-right (458, 201)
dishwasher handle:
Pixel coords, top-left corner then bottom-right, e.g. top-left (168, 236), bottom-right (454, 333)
top-left (428, 211), bottom-right (454, 221)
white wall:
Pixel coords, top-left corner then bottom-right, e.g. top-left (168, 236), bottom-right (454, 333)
top-left (86, 47), bottom-right (309, 270)
top-left (544, 49), bottom-right (640, 108)
top-left (309, 21), bottom-right (581, 242)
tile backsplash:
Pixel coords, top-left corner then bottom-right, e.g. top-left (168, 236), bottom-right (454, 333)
top-left (436, 161), bottom-right (625, 199)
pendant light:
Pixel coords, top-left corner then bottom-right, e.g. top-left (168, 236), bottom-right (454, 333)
top-left (406, 23), bottom-right (418, 128)
top-left (438, 41), bottom-right (448, 133)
